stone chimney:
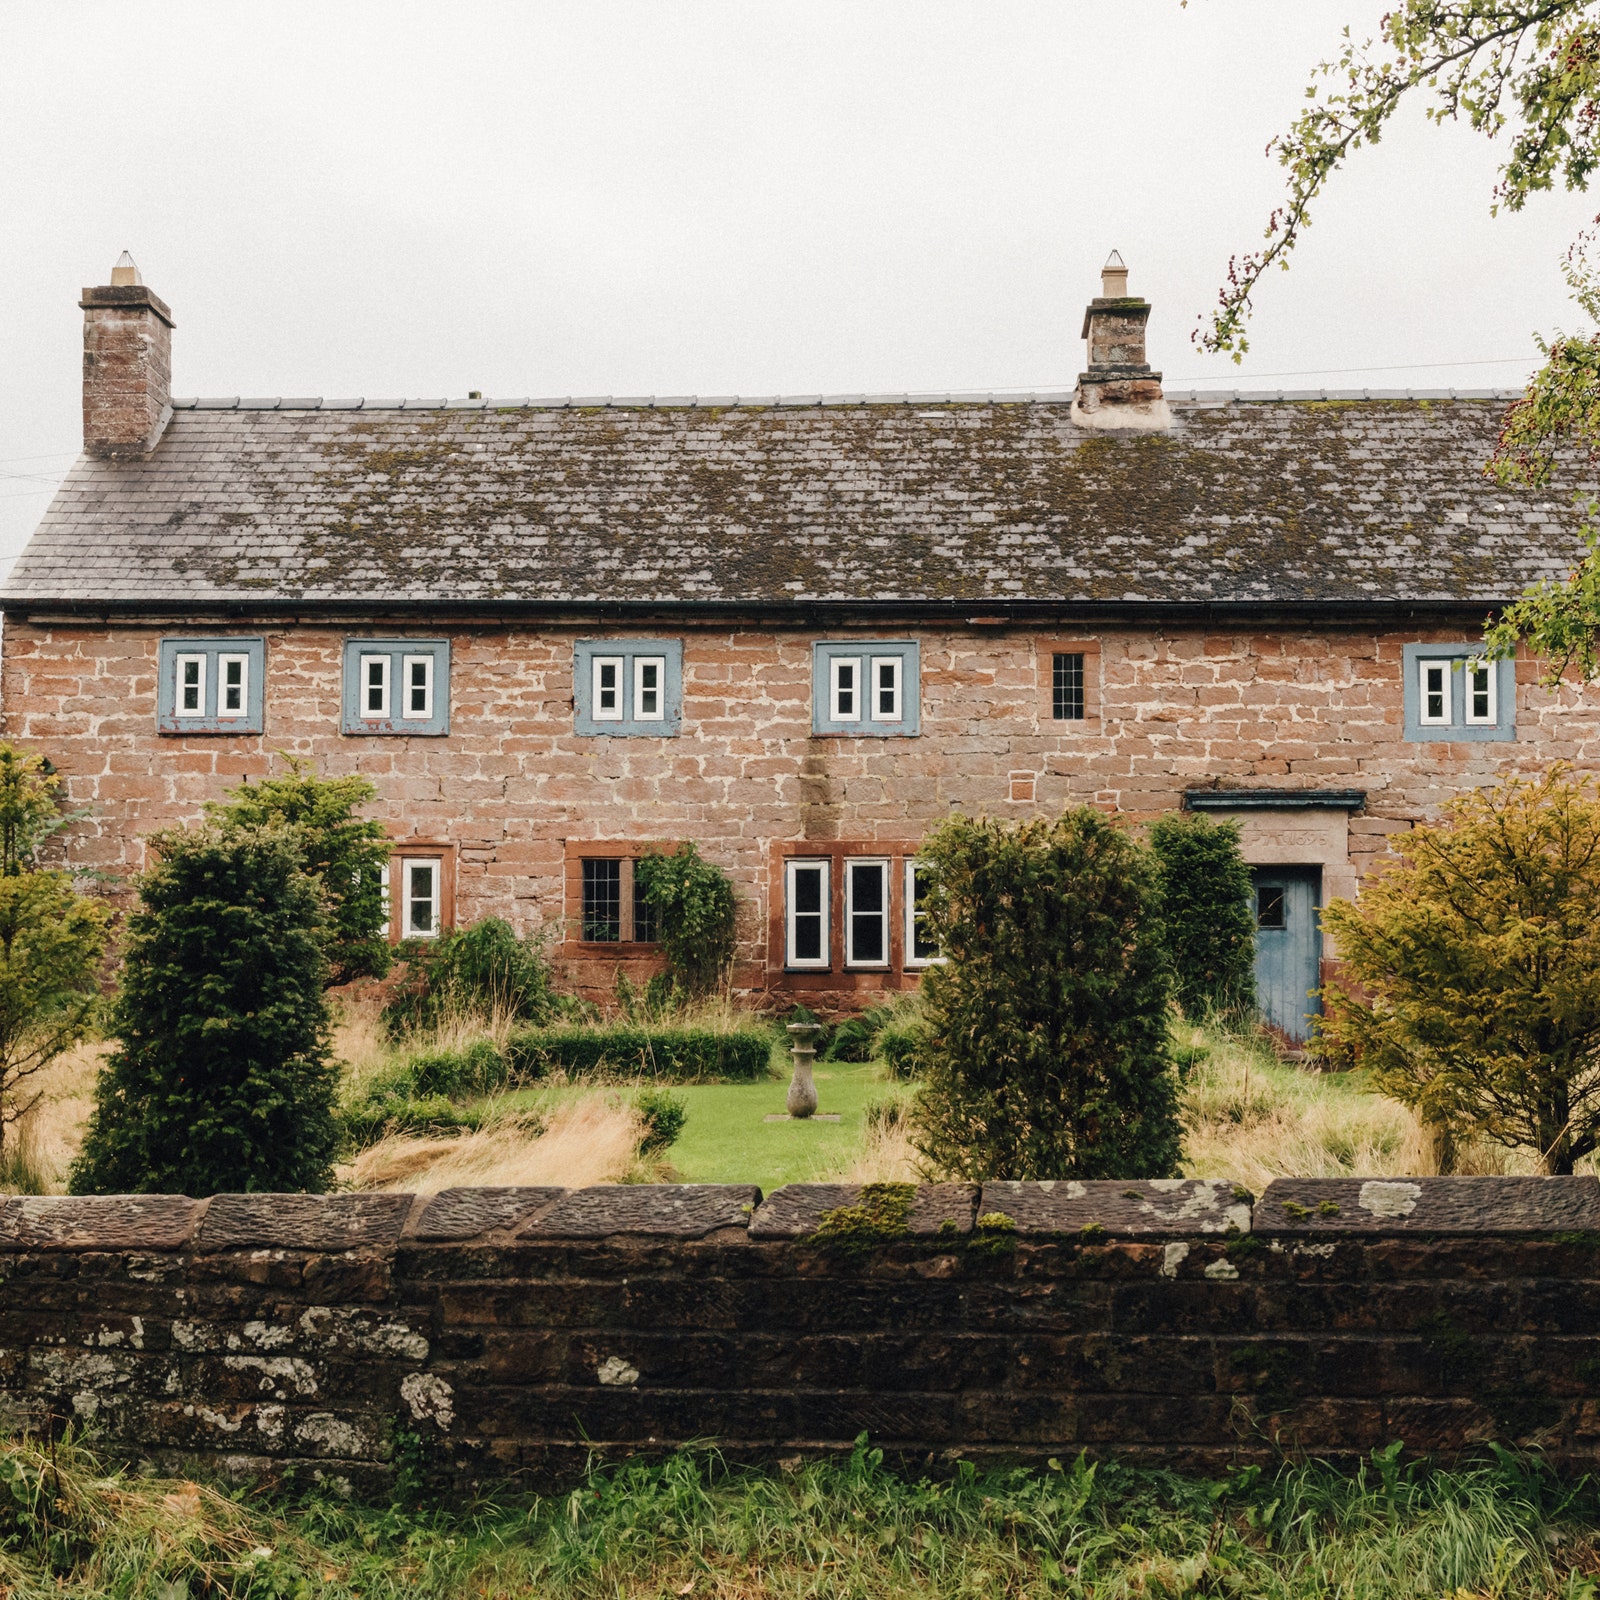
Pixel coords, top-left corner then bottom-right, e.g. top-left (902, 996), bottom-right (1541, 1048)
top-left (1071, 251), bottom-right (1171, 432)
top-left (80, 252), bottom-right (174, 457)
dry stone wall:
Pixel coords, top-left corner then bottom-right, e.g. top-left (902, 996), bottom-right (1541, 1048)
top-left (2, 1177), bottom-right (1598, 1494)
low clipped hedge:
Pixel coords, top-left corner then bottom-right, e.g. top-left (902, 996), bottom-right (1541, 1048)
top-left (506, 1026), bottom-right (774, 1082)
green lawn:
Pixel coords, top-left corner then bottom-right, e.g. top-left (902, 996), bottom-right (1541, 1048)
top-left (666, 1061), bottom-right (902, 1186)
top-left (497, 1060), bottom-right (907, 1190)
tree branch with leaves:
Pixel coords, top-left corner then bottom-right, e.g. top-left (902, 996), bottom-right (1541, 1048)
top-left (1204, 2), bottom-right (1600, 677)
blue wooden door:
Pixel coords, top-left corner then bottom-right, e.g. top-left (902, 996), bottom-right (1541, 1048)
top-left (1251, 867), bottom-right (1323, 1043)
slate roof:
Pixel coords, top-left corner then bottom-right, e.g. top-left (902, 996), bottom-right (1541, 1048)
top-left (4, 391), bottom-right (1590, 615)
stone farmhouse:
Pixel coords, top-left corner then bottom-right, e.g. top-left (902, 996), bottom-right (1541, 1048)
top-left (4, 254), bottom-right (1596, 1038)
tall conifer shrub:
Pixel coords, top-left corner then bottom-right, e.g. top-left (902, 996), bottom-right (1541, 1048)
top-left (1148, 812), bottom-right (1257, 1019)
top-left (71, 824), bottom-right (339, 1196)
top-left (208, 763), bottom-right (391, 986)
top-left (909, 808), bottom-right (1181, 1180)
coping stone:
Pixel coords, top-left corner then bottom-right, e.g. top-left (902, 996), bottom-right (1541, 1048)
top-left (196, 1193), bottom-right (414, 1253)
top-left (1255, 1176), bottom-right (1600, 1234)
top-left (520, 1184), bottom-right (762, 1239)
top-left (412, 1187), bottom-right (565, 1241)
top-left (979, 1179), bottom-right (1254, 1237)
top-left (0, 1195), bottom-right (201, 1252)
top-left (750, 1183), bottom-right (979, 1239)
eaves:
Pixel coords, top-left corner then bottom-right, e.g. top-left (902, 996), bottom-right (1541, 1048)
top-left (0, 595), bottom-right (1517, 630)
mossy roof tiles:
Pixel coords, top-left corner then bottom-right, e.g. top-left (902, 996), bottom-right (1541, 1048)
top-left (4, 396), bottom-right (1590, 611)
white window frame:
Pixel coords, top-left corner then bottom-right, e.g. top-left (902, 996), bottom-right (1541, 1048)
top-left (400, 653), bottom-right (434, 721)
top-left (174, 653), bottom-right (207, 718)
top-left (633, 655), bottom-right (666, 722)
top-left (215, 653), bottom-right (249, 719)
top-left (844, 857), bottom-right (890, 969)
top-left (1418, 660), bottom-right (1451, 726)
top-left (869, 655), bottom-right (903, 724)
top-left (904, 859), bottom-right (942, 968)
top-left (592, 655), bottom-right (625, 721)
top-left (1464, 658), bottom-right (1497, 725)
top-left (361, 653), bottom-right (392, 719)
top-left (830, 655), bottom-right (862, 722)
top-left (399, 857), bottom-right (442, 939)
top-left (784, 858), bottom-right (831, 969)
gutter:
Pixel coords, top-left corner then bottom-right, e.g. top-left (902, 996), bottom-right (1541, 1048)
top-left (0, 597), bottom-right (1518, 630)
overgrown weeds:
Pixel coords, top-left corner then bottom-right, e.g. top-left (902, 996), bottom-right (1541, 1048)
top-left (3, 1432), bottom-right (1598, 1598)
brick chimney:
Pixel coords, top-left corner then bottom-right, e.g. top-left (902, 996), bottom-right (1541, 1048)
top-left (80, 253), bottom-right (174, 457)
top-left (1071, 251), bottom-right (1171, 432)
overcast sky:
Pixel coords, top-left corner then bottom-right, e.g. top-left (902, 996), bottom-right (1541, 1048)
top-left (2, 1), bottom-right (1596, 572)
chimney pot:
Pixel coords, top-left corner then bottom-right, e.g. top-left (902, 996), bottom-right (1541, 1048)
top-left (1100, 249), bottom-right (1129, 298)
top-left (80, 258), bottom-right (174, 457)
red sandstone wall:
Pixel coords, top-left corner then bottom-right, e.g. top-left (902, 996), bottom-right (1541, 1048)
top-left (6, 620), bottom-right (1598, 1000)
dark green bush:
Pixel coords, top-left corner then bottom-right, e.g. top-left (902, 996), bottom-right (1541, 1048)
top-left (1149, 812), bottom-right (1257, 1019)
top-left (634, 1088), bottom-right (688, 1153)
top-left (408, 1038), bottom-right (508, 1098)
top-left (383, 917), bottom-right (562, 1035)
top-left (909, 808), bottom-right (1181, 1181)
top-left (878, 1015), bottom-right (928, 1080)
top-left (822, 1004), bottom-right (893, 1062)
top-left (338, 1090), bottom-right (494, 1150)
top-left (506, 1026), bottom-right (772, 1082)
top-left (634, 843), bottom-right (737, 997)
top-left (72, 824), bottom-right (341, 1196)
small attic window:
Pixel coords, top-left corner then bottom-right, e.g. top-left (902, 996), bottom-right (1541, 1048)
top-left (157, 638), bottom-right (265, 734)
top-left (1402, 644), bottom-right (1514, 743)
top-left (342, 640), bottom-right (451, 736)
top-left (573, 640), bottom-right (683, 736)
top-left (812, 642), bottom-right (921, 737)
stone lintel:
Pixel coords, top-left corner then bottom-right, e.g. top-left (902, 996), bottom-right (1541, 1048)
top-left (750, 1183), bottom-right (979, 1239)
top-left (520, 1184), bottom-right (762, 1239)
top-left (1255, 1176), bottom-right (1600, 1234)
top-left (979, 1179), bottom-right (1253, 1236)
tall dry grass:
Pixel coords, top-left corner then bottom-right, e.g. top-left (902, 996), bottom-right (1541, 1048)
top-left (0, 1040), bottom-right (104, 1194)
top-left (343, 1094), bottom-right (646, 1194)
top-left (1179, 1025), bottom-right (1437, 1185)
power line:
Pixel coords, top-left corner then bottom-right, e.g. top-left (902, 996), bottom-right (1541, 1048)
top-left (1177, 355), bottom-right (1538, 384)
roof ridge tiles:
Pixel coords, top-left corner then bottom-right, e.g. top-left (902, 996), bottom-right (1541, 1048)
top-left (166, 387), bottom-right (1524, 413)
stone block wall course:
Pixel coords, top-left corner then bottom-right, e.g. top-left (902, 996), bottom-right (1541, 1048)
top-left (9, 618), bottom-right (1600, 1004)
top-left (0, 1180), bottom-right (1596, 1492)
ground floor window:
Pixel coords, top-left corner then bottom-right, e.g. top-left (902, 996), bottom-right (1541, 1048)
top-left (785, 859), bottom-right (830, 968)
top-left (905, 860), bottom-right (940, 966)
top-left (581, 857), bottom-right (623, 941)
top-left (568, 844), bottom-right (667, 946)
top-left (845, 858), bottom-right (889, 967)
top-left (774, 842), bottom-right (935, 975)
top-left (386, 843), bottom-right (455, 942)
